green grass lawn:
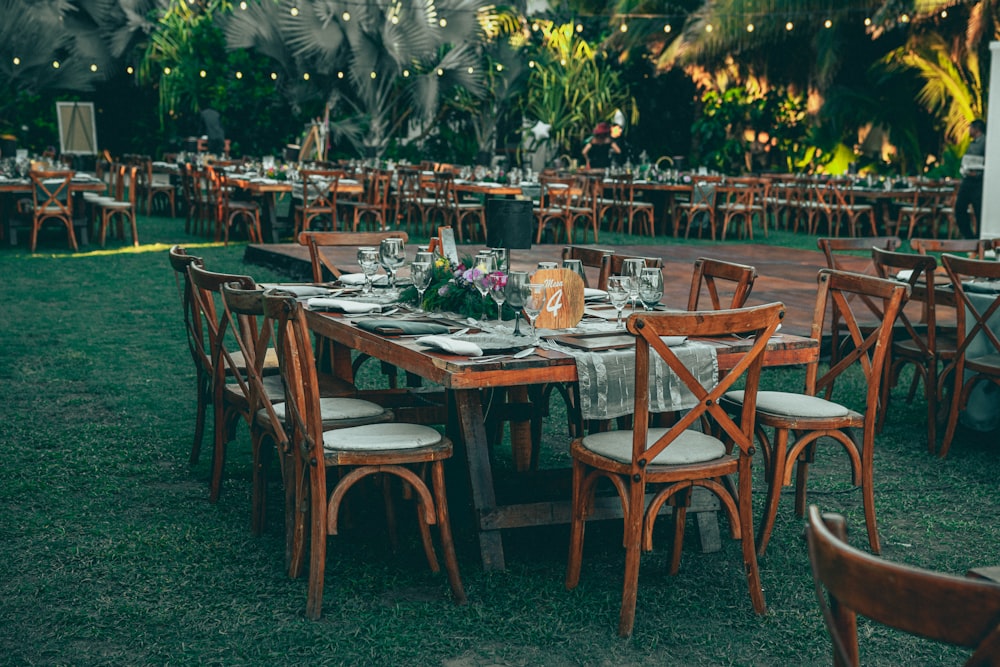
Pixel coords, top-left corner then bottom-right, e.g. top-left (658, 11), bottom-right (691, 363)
top-left (1, 215), bottom-right (997, 665)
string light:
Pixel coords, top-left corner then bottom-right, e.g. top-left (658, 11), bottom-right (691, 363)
top-left (900, 14), bottom-right (910, 23)
top-left (576, 23), bottom-right (583, 33)
top-left (436, 68), bottom-right (444, 76)
top-left (439, 18), bottom-right (447, 27)
top-left (53, 60), bottom-right (60, 69)
top-left (290, 6), bottom-right (298, 15)
top-left (495, 63), bottom-right (503, 72)
top-left (785, 21), bottom-right (794, 31)
top-left (236, 71), bottom-right (243, 79)
top-left (619, 21), bottom-right (628, 32)
top-left (824, 19), bottom-right (832, 28)
top-left (12, 57), bottom-right (20, 65)
top-left (270, 72), bottom-right (277, 80)
top-left (126, 65), bottom-right (134, 74)
top-left (90, 64), bottom-right (98, 72)
top-left (402, 69), bottom-right (410, 77)
top-left (391, 15), bottom-right (398, 24)
top-left (239, 1), bottom-right (246, 8)
top-left (199, 69), bottom-right (207, 78)
top-left (337, 71), bottom-right (344, 78)
top-left (370, 71), bottom-right (377, 79)
top-left (528, 60), bottom-right (536, 68)
top-left (705, 23), bottom-right (713, 33)
top-left (864, 17), bottom-right (872, 26)
top-left (663, 24), bottom-right (671, 33)
top-left (163, 66), bottom-right (171, 75)
top-left (467, 66), bottom-right (474, 73)
top-left (941, 10), bottom-right (948, 18)
top-left (342, 11), bottom-right (350, 21)
top-left (746, 23), bottom-right (754, 32)
top-left (303, 72), bottom-right (310, 80)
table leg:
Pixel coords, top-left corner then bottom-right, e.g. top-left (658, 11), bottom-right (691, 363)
top-left (259, 192), bottom-right (280, 243)
top-left (450, 388), bottom-right (506, 570)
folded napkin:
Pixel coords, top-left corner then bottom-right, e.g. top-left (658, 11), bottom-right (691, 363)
top-left (895, 269), bottom-right (914, 282)
top-left (338, 273), bottom-right (388, 286)
top-left (417, 335), bottom-right (483, 357)
top-left (260, 284), bottom-right (332, 297)
top-left (307, 297), bottom-right (381, 313)
top-left (662, 336), bottom-right (688, 347)
top-left (356, 319), bottom-right (450, 336)
top-left (584, 288), bottom-right (608, 301)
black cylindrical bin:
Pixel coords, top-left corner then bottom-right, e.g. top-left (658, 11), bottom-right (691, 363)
top-left (0, 135), bottom-right (16, 158)
top-left (486, 199), bottom-right (533, 250)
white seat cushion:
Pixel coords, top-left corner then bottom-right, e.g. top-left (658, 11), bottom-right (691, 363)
top-left (267, 397), bottom-right (385, 422)
top-left (725, 390), bottom-right (850, 419)
top-left (323, 423), bottom-right (443, 451)
top-left (581, 428), bottom-right (727, 465)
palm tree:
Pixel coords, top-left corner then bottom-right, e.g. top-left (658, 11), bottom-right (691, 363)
top-left (222, 0), bottom-right (489, 159)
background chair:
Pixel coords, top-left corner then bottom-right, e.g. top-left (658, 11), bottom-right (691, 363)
top-left (722, 269), bottom-right (909, 556)
top-left (566, 303), bottom-right (784, 637)
top-left (805, 506), bottom-right (1000, 667)
top-left (298, 230), bottom-right (410, 283)
top-left (939, 254), bottom-right (1000, 458)
top-left (168, 246), bottom-right (210, 465)
top-left (27, 170), bottom-right (78, 252)
top-left (598, 253), bottom-right (663, 291)
top-left (871, 248), bottom-right (950, 452)
top-left (911, 237), bottom-right (993, 259)
top-left (293, 169), bottom-right (343, 236)
top-left (96, 163), bottom-right (139, 247)
top-left (341, 168), bottom-right (392, 232)
top-left (687, 257), bottom-right (757, 311)
top-left (264, 291), bottom-right (466, 619)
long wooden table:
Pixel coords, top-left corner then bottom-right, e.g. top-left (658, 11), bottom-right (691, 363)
top-left (304, 308), bottom-right (819, 570)
top-left (0, 176), bottom-right (107, 246)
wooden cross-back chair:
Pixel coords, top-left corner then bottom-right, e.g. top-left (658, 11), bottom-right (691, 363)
top-left (297, 230), bottom-right (410, 283)
top-left (687, 257), bottom-right (757, 311)
top-left (96, 163), bottom-right (139, 247)
top-left (566, 303), bottom-right (784, 637)
top-left (168, 246), bottom-right (210, 465)
top-left (534, 175), bottom-right (578, 244)
top-left (561, 245), bottom-right (613, 288)
top-left (341, 168), bottom-right (392, 232)
top-left (871, 247), bottom-right (951, 452)
top-left (28, 170), bottom-right (78, 252)
top-left (721, 269), bottom-right (909, 556)
top-left (263, 291), bottom-right (466, 619)
top-left (910, 237), bottom-right (993, 259)
top-left (806, 506), bottom-right (1000, 667)
top-left (939, 254), bottom-right (1000, 459)
top-left (294, 169), bottom-right (344, 236)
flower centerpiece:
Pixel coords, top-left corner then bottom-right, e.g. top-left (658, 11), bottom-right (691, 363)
top-left (401, 255), bottom-right (509, 319)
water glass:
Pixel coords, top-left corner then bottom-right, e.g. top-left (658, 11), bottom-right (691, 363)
top-left (621, 258), bottom-right (645, 310)
top-left (505, 270), bottom-right (529, 335)
top-left (357, 246), bottom-right (380, 295)
top-left (638, 267), bottom-right (664, 311)
top-left (379, 237), bottom-right (406, 297)
top-left (607, 276), bottom-right (630, 329)
top-left (490, 247), bottom-right (508, 272)
top-left (473, 253), bottom-right (497, 322)
top-left (562, 259), bottom-right (586, 284)
top-left (523, 283), bottom-right (546, 344)
top-left (411, 261), bottom-right (432, 312)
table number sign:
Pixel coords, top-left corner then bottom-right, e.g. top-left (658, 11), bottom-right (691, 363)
top-left (531, 268), bottom-right (585, 329)
top-left (438, 226), bottom-right (459, 266)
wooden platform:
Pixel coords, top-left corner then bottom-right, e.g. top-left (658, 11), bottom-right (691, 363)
top-left (244, 241), bottom-right (872, 339)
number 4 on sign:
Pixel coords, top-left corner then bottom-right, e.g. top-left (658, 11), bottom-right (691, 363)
top-left (532, 268), bottom-right (585, 329)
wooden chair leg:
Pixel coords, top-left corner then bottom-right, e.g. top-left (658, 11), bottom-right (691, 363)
top-left (431, 460), bottom-right (466, 603)
top-left (756, 427), bottom-right (789, 556)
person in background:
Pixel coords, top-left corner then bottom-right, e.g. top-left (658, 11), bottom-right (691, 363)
top-left (200, 107), bottom-right (226, 156)
top-left (582, 121), bottom-right (620, 170)
top-left (955, 118), bottom-right (985, 239)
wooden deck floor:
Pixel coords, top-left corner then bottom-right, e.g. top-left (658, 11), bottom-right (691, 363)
top-left (245, 241), bottom-right (875, 338)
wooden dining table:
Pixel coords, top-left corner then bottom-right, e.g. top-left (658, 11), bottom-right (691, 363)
top-left (304, 307), bottom-right (820, 570)
top-left (0, 174), bottom-right (107, 246)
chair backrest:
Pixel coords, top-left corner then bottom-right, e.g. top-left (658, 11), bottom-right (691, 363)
top-left (689, 180), bottom-right (717, 208)
top-left (805, 505), bottom-right (1000, 667)
top-left (539, 175), bottom-right (577, 212)
top-left (941, 254), bottom-right (1000, 363)
top-left (562, 245), bottom-right (613, 287)
top-left (297, 230), bottom-right (410, 283)
top-left (910, 237), bottom-right (992, 259)
top-left (187, 262), bottom-right (257, 390)
top-left (818, 236), bottom-right (901, 273)
top-left (221, 280), bottom-right (284, 444)
top-left (29, 170), bottom-right (74, 217)
top-left (599, 253), bottom-right (663, 291)
top-left (263, 291), bottom-right (329, 499)
top-left (168, 245), bottom-right (206, 370)
top-left (687, 257), bottom-right (757, 311)
top-left (871, 247), bottom-right (940, 359)
top-left (300, 169), bottom-right (342, 210)
top-left (627, 303), bottom-right (784, 475)
top-left (364, 169), bottom-right (392, 209)
top-left (807, 269), bottom-right (909, 411)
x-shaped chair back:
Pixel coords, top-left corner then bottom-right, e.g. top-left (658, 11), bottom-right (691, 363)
top-left (687, 257), bottom-right (757, 311)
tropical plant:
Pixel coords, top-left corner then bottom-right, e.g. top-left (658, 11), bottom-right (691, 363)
top-left (521, 21), bottom-right (636, 160)
top-left (222, 0), bottom-right (490, 159)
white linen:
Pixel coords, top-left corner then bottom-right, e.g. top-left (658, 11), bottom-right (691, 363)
top-left (417, 335), bottom-right (484, 357)
top-left (307, 298), bottom-right (381, 313)
top-left (338, 273), bottom-right (387, 286)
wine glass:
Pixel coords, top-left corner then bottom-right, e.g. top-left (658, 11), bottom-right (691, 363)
top-left (522, 283), bottom-right (546, 344)
top-left (379, 237), bottom-right (406, 297)
top-left (505, 270), bottom-right (529, 336)
top-left (621, 258), bottom-right (645, 312)
top-left (488, 271), bottom-right (506, 323)
top-left (472, 253), bottom-right (497, 324)
top-left (490, 247), bottom-right (507, 272)
top-left (607, 276), bottom-right (630, 329)
top-left (357, 246), bottom-right (380, 295)
top-left (410, 261), bottom-right (432, 313)
top-left (638, 267), bottom-right (664, 311)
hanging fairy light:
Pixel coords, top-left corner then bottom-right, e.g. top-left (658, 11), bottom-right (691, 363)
top-left (663, 24), bottom-right (671, 33)
top-left (705, 23), bottom-right (713, 32)
top-left (235, 71), bottom-right (243, 79)
top-left (467, 66), bottom-right (474, 73)
top-left (785, 21), bottom-right (794, 31)
top-left (337, 71), bottom-right (344, 78)
top-left (746, 23), bottom-right (754, 32)
top-left (439, 17), bottom-right (447, 27)
top-left (437, 68), bottom-right (444, 76)
top-left (341, 10), bottom-right (350, 21)
top-left (290, 6), bottom-right (298, 16)
top-left (864, 17), bottom-right (872, 26)
top-left (824, 19), bottom-right (832, 28)
top-left (576, 23), bottom-right (583, 33)
top-left (126, 65), bottom-right (134, 74)
top-left (941, 10), bottom-right (948, 18)
top-left (90, 64), bottom-right (98, 72)
top-left (402, 69), bottom-right (410, 77)
top-left (12, 57), bottom-right (20, 65)
top-left (528, 60), bottom-right (536, 68)
top-left (370, 71), bottom-right (377, 79)
top-left (163, 66), bottom-right (171, 74)
top-left (900, 14), bottom-right (910, 23)
top-left (303, 72), bottom-right (310, 80)
top-left (270, 72), bottom-right (277, 80)
top-left (619, 21), bottom-right (628, 33)
top-left (239, 1), bottom-right (246, 9)
top-left (199, 69), bottom-right (207, 78)
top-left (495, 63), bottom-right (503, 72)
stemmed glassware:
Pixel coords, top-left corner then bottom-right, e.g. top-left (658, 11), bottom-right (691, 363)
top-left (522, 283), bottom-right (546, 344)
top-left (410, 261), bottom-right (432, 313)
top-left (378, 237), bottom-right (406, 297)
top-left (638, 267), bottom-right (664, 311)
top-left (505, 270), bottom-right (529, 335)
top-left (621, 258), bottom-right (645, 312)
top-left (607, 276), bottom-right (630, 329)
top-left (472, 252), bottom-right (497, 324)
top-left (357, 246), bottom-right (380, 295)
top-left (488, 272), bottom-right (506, 323)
